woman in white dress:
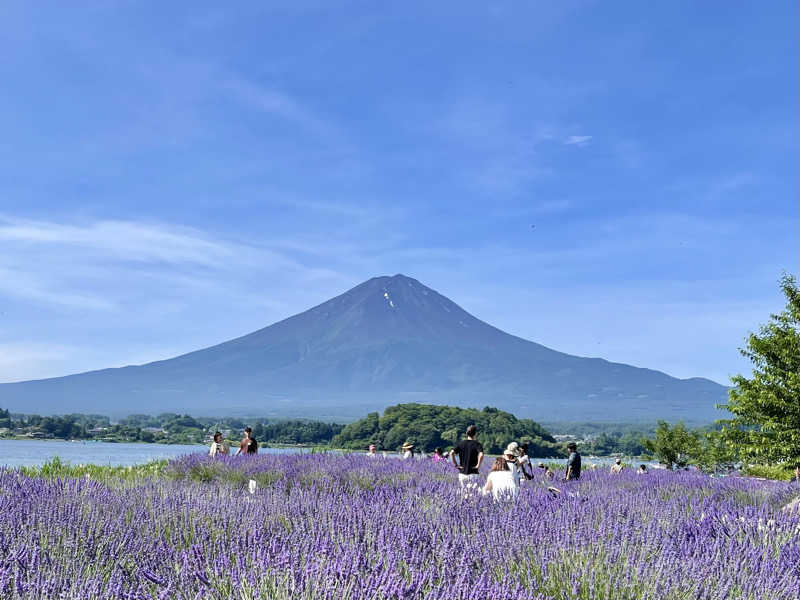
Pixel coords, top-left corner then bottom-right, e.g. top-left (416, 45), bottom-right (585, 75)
top-left (482, 457), bottom-right (518, 502)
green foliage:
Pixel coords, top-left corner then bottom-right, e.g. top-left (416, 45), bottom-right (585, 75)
top-left (19, 457), bottom-right (168, 482)
top-left (740, 463), bottom-right (795, 481)
top-left (252, 420), bottom-right (344, 445)
top-left (330, 403), bottom-right (561, 455)
top-left (642, 421), bottom-right (700, 470)
top-left (581, 431), bottom-right (648, 456)
top-left (718, 274), bottom-right (800, 464)
top-left (0, 409), bottom-right (344, 446)
top-left (688, 430), bottom-right (738, 474)
top-left (541, 422), bottom-right (660, 438)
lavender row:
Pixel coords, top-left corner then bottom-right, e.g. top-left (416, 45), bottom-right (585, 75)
top-left (1, 453), bottom-right (798, 599)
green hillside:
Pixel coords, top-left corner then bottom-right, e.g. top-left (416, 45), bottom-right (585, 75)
top-left (331, 403), bottom-right (562, 456)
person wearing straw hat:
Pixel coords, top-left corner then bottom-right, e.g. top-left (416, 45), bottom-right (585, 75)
top-left (401, 442), bottom-right (414, 459)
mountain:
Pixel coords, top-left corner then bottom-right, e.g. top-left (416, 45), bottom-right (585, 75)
top-left (0, 274), bottom-right (728, 421)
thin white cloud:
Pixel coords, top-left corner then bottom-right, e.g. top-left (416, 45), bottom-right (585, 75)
top-left (0, 265), bottom-right (117, 311)
top-left (0, 216), bottom-right (340, 314)
top-left (223, 77), bottom-right (349, 147)
top-left (564, 135), bottom-right (592, 146)
top-left (0, 217), bottom-right (235, 267)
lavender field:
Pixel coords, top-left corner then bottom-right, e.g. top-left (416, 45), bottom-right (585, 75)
top-left (1, 454), bottom-right (799, 600)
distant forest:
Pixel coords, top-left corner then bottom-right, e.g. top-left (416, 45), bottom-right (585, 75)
top-left (1, 406), bottom-right (669, 457)
top-left (331, 403), bottom-right (563, 456)
top-left (0, 409), bottom-right (343, 445)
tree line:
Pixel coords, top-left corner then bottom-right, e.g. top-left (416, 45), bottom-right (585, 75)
top-left (0, 411), bottom-right (344, 446)
top-left (331, 403), bottom-right (563, 456)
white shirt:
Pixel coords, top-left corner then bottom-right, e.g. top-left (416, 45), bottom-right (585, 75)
top-left (485, 470), bottom-right (518, 502)
top-left (209, 442), bottom-right (227, 457)
top-left (402, 450), bottom-right (412, 460)
top-left (507, 460), bottom-right (523, 487)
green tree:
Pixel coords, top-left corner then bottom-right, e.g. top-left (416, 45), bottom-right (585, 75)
top-left (642, 421), bottom-right (700, 470)
top-left (690, 430), bottom-right (737, 474)
top-left (330, 403), bottom-right (560, 455)
top-left (718, 274), bottom-right (800, 464)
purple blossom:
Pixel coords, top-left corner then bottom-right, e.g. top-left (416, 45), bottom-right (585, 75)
top-left (0, 454), bottom-right (797, 598)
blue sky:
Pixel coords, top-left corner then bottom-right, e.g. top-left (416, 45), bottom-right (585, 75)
top-left (0, 1), bottom-right (796, 387)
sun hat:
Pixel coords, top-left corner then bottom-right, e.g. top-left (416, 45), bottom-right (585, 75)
top-left (402, 442), bottom-right (414, 450)
top-left (504, 442), bottom-right (520, 457)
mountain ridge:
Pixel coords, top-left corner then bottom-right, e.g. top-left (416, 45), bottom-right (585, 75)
top-left (0, 274), bottom-right (728, 421)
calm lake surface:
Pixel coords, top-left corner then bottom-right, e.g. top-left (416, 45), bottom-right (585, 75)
top-left (0, 439), bottom-right (307, 468)
top-left (0, 439), bottom-right (635, 469)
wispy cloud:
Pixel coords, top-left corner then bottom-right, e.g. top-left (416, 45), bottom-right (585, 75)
top-left (0, 217), bottom-right (236, 267)
top-left (223, 77), bottom-right (342, 142)
top-left (564, 135), bottom-right (592, 147)
top-left (0, 215), bottom-right (346, 314)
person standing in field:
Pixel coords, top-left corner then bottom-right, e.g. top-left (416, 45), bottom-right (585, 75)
top-left (450, 425), bottom-right (484, 492)
top-left (517, 443), bottom-right (533, 481)
top-left (564, 442), bottom-right (581, 480)
top-left (432, 447), bottom-right (446, 462)
top-left (366, 444), bottom-right (378, 457)
top-left (401, 442), bottom-right (414, 459)
top-left (610, 458), bottom-right (623, 474)
top-left (209, 431), bottom-right (229, 457)
top-left (235, 427), bottom-right (258, 456)
top-left (503, 443), bottom-right (523, 489)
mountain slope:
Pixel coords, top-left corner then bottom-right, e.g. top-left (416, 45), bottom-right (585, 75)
top-left (0, 274), bottom-right (728, 421)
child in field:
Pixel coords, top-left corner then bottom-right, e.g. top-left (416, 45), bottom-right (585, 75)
top-left (432, 447), bottom-right (445, 462)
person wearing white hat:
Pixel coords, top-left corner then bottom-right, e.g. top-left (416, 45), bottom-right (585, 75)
top-left (503, 443), bottom-right (523, 490)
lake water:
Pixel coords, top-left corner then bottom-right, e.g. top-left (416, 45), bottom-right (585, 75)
top-left (0, 440), bottom-right (640, 469)
top-left (0, 439), bottom-right (307, 468)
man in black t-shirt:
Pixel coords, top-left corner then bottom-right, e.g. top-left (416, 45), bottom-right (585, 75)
top-left (450, 425), bottom-right (484, 493)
